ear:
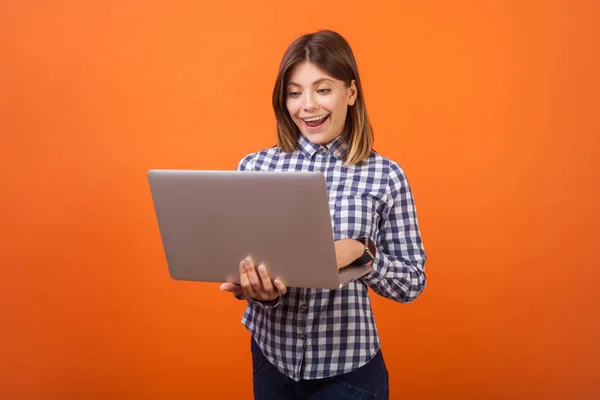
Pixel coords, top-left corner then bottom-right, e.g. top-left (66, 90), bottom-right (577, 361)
top-left (348, 80), bottom-right (358, 106)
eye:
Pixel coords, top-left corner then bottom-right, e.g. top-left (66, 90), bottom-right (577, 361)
top-left (287, 91), bottom-right (301, 98)
top-left (317, 88), bottom-right (331, 95)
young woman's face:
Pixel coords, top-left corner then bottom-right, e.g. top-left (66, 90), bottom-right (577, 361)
top-left (286, 61), bottom-right (357, 145)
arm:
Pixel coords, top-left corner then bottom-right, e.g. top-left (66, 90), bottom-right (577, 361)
top-left (360, 164), bottom-right (427, 303)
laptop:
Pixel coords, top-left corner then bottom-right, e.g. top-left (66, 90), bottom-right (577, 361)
top-left (147, 169), bottom-right (373, 290)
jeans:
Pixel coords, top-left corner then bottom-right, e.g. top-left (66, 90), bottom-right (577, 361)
top-left (251, 338), bottom-right (389, 400)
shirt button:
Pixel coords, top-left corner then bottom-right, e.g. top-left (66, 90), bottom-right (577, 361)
top-left (299, 333), bottom-right (305, 340)
top-left (300, 303), bottom-right (308, 312)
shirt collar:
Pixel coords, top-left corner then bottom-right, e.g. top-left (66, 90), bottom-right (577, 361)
top-left (297, 134), bottom-right (349, 160)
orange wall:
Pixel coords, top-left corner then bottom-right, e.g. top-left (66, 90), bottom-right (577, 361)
top-left (1, 1), bottom-right (599, 399)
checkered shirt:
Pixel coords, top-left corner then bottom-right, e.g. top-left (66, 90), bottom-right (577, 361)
top-left (236, 134), bottom-right (427, 381)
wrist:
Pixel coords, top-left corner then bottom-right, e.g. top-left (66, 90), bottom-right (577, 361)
top-left (350, 237), bottom-right (376, 266)
top-left (252, 295), bottom-right (281, 309)
top-left (352, 239), bottom-right (365, 259)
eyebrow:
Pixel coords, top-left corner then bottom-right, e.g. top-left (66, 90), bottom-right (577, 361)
top-left (287, 78), bottom-right (335, 87)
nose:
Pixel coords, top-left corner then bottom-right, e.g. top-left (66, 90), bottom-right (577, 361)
top-left (302, 92), bottom-right (317, 112)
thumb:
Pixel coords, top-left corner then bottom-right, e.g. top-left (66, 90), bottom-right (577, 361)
top-left (220, 282), bottom-right (243, 295)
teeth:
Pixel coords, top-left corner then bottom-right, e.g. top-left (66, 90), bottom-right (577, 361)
top-left (303, 115), bottom-right (328, 122)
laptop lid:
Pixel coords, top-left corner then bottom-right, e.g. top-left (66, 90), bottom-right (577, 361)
top-left (147, 169), bottom-right (371, 290)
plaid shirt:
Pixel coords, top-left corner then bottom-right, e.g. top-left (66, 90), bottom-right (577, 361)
top-left (236, 134), bottom-right (426, 381)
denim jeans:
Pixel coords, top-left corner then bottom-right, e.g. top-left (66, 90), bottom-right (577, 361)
top-left (251, 338), bottom-right (389, 400)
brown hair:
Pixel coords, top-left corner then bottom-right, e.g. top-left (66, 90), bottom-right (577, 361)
top-left (272, 30), bottom-right (374, 166)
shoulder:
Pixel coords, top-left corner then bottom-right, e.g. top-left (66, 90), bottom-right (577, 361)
top-left (364, 151), bottom-right (412, 201)
top-left (368, 151), bottom-right (408, 187)
top-left (236, 145), bottom-right (281, 171)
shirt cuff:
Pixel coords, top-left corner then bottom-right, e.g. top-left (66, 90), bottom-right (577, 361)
top-left (234, 293), bottom-right (281, 309)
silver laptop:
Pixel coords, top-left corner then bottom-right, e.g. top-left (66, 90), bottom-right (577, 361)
top-left (147, 169), bottom-right (373, 290)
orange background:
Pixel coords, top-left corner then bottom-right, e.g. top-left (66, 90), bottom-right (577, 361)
top-left (1, 1), bottom-right (599, 399)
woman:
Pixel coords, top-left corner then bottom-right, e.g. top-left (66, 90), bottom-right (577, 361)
top-left (220, 29), bottom-right (427, 399)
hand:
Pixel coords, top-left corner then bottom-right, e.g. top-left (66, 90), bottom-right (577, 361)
top-left (334, 239), bottom-right (365, 270)
top-left (220, 257), bottom-right (287, 301)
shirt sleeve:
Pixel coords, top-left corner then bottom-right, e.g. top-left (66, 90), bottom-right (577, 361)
top-left (237, 154), bottom-right (256, 172)
top-left (360, 163), bottom-right (427, 303)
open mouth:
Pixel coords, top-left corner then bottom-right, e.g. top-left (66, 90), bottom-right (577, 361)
top-left (302, 114), bottom-right (329, 129)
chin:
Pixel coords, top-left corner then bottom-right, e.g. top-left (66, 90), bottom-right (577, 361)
top-left (303, 131), bottom-right (335, 145)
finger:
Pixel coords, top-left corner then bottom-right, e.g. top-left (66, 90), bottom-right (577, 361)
top-left (257, 264), bottom-right (274, 294)
top-left (245, 258), bottom-right (264, 295)
top-left (273, 278), bottom-right (287, 295)
top-left (239, 259), bottom-right (257, 298)
top-left (220, 282), bottom-right (243, 295)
